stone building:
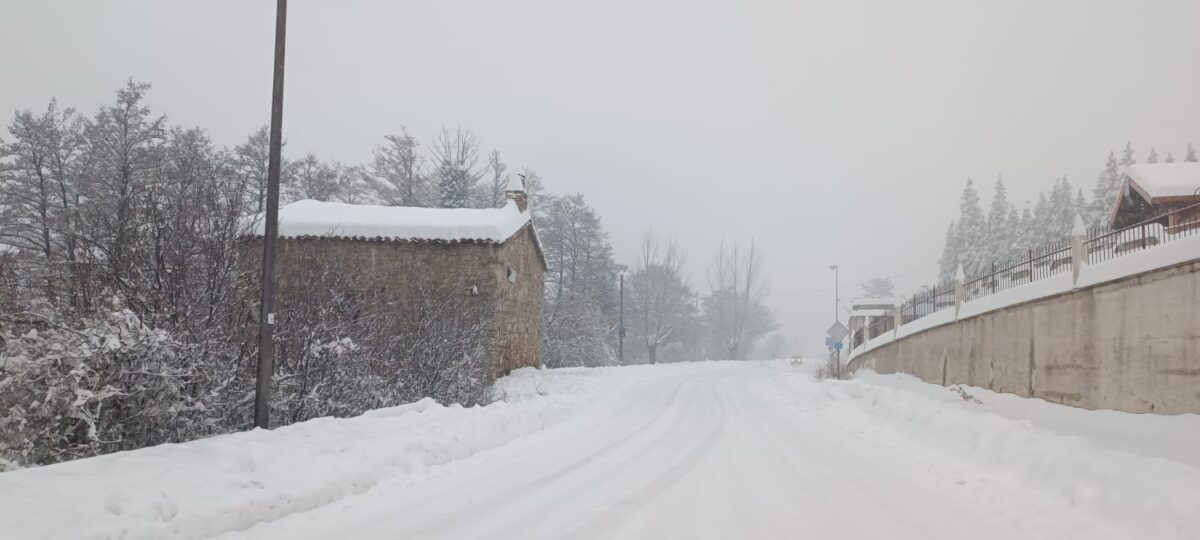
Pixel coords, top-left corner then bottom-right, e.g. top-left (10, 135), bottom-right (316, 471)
top-left (240, 186), bottom-right (545, 378)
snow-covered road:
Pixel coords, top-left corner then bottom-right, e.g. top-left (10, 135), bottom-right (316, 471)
top-left (222, 362), bottom-right (1194, 539)
top-left (5, 360), bottom-right (1200, 539)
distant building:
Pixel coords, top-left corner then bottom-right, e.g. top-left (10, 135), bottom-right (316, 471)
top-left (847, 297), bottom-right (897, 351)
top-left (1109, 162), bottom-right (1200, 230)
top-left (239, 185), bottom-right (545, 378)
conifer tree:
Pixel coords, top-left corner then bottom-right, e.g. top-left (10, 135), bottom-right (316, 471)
top-left (1166, 152), bottom-right (1176, 163)
top-left (1186, 143), bottom-right (1198, 162)
top-left (1147, 147), bottom-right (1159, 164)
top-left (956, 179), bottom-right (987, 276)
top-left (937, 220), bottom-right (960, 282)
top-left (986, 177), bottom-right (1014, 260)
top-left (1089, 151), bottom-right (1122, 228)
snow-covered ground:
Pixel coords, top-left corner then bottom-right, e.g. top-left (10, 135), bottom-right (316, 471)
top-left (3, 360), bottom-right (1199, 539)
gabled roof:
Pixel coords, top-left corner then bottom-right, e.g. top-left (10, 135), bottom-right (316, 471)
top-left (242, 199), bottom-right (532, 244)
top-left (1124, 162), bottom-right (1200, 202)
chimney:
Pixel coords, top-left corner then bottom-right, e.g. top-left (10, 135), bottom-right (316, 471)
top-left (505, 178), bottom-right (528, 212)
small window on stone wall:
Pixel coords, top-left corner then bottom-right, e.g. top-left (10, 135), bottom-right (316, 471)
top-left (507, 267), bottom-right (518, 283)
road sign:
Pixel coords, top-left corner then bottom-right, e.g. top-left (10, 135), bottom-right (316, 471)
top-left (826, 321), bottom-right (848, 342)
top-left (832, 342), bottom-right (844, 351)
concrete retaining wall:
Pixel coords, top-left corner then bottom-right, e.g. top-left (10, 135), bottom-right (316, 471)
top-left (848, 259), bottom-right (1200, 414)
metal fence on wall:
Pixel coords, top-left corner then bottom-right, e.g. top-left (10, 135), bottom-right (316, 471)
top-left (893, 201), bottom-right (1200, 329)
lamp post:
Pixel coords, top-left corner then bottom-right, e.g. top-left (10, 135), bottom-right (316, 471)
top-left (829, 264), bottom-right (840, 377)
top-left (618, 273), bottom-right (625, 364)
top-left (829, 264), bottom-right (839, 322)
top-left (254, 0), bottom-right (288, 430)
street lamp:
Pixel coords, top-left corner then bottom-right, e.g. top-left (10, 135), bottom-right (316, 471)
top-left (829, 264), bottom-right (839, 322)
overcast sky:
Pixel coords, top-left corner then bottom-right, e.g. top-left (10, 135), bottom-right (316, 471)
top-left (3, 0), bottom-right (1199, 355)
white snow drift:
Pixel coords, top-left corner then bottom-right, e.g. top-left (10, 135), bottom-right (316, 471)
top-left (2, 361), bottom-right (1198, 539)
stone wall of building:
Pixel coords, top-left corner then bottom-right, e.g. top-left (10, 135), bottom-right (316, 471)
top-left (494, 226), bottom-right (545, 374)
top-left (237, 225), bottom-right (543, 379)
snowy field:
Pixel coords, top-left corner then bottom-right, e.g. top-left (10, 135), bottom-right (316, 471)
top-left (3, 361), bottom-right (1199, 539)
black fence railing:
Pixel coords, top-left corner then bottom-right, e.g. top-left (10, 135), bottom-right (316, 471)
top-left (867, 313), bottom-right (894, 339)
top-left (963, 238), bottom-right (1072, 302)
top-left (899, 281), bottom-right (955, 325)
top-left (1085, 202), bottom-right (1200, 264)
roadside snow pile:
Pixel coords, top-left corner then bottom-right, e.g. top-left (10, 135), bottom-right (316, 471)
top-left (816, 370), bottom-right (1200, 540)
top-left (0, 365), bottom-right (642, 540)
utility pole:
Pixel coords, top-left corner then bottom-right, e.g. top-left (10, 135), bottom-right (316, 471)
top-left (254, 0), bottom-right (288, 430)
top-left (618, 274), bottom-right (625, 364)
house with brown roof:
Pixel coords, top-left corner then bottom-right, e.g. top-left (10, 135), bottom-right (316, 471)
top-left (1109, 162), bottom-right (1200, 231)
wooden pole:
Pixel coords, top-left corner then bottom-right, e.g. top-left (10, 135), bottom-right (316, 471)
top-left (254, 0), bottom-right (288, 430)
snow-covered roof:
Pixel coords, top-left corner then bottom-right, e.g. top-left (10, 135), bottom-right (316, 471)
top-left (1125, 163), bottom-right (1200, 201)
top-left (849, 308), bottom-right (889, 318)
top-left (242, 199), bottom-right (533, 244)
top-left (850, 297), bottom-right (897, 308)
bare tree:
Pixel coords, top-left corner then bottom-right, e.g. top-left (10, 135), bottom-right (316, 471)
top-left (430, 126), bottom-right (483, 208)
top-left (627, 230), bottom-right (694, 364)
top-left (484, 149), bottom-right (510, 208)
top-left (367, 127), bottom-right (428, 207)
top-left (703, 239), bottom-right (775, 360)
top-left (283, 153), bottom-right (341, 202)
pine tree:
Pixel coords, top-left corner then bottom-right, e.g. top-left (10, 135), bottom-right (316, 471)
top-left (1030, 192), bottom-right (1051, 245)
top-left (1046, 177), bottom-right (1076, 239)
top-left (1015, 206), bottom-right (1034, 250)
top-left (937, 220), bottom-right (960, 282)
top-left (1089, 151), bottom-right (1122, 228)
top-left (1166, 152), bottom-right (1176, 163)
top-left (1186, 143), bottom-right (1198, 162)
top-left (986, 177), bottom-right (1014, 260)
top-left (1147, 147), bottom-right (1159, 163)
top-left (1120, 142), bottom-right (1136, 169)
top-left (956, 179), bottom-right (987, 276)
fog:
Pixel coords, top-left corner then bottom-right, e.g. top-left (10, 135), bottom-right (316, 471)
top-left (3, 0), bottom-right (1198, 355)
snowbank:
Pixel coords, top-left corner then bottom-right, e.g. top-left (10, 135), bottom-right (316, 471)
top-left (816, 370), bottom-right (1200, 539)
top-left (0, 365), bottom-right (653, 540)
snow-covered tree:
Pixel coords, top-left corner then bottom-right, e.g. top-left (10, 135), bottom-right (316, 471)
top-left (986, 177), bottom-right (1015, 260)
top-left (1120, 142), bottom-right (1136, 169)
top-left (937, 220), bottom-right (960, 282)
top-left (1166, 152), bottom-right (1176, 163)
top-left (1089, 151), bottom-right (1122, 228)
top-left (860, 277), bottom-right (895, 297)
top-left (956, 179), bottom-right (988, 276)
top-left (1147, 147), bottom-right (1159, 164)
top-left (1186, 143), bottom-right (1198, 162)
top-left (538, 193), bottom-right (622, 367)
